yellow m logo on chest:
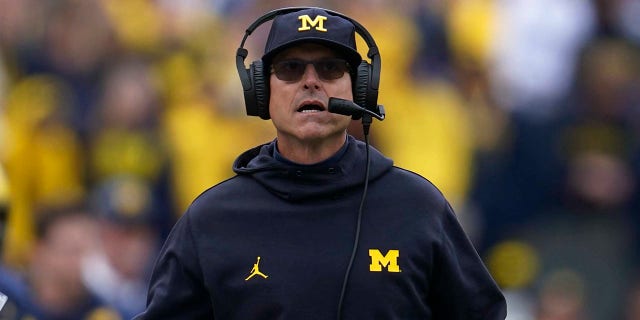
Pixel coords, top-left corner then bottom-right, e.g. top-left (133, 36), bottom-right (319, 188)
top-left (369, 249), bottom-right (402, 272)
top-left (298, 14), bottom-right (328, 32)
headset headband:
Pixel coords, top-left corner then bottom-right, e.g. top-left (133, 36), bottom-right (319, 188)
top-left (239, 7), bottom-right (379, 58)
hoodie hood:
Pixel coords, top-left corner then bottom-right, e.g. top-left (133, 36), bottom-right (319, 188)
top-left (233, 136), bottom-right (393, 201)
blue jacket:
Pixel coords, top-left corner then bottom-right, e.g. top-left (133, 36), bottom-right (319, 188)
top-left (136, 136), bottom-right (507, 319)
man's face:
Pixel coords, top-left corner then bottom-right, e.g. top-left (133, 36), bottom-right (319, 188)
top-left (268, 43), bottom-right (353, 145)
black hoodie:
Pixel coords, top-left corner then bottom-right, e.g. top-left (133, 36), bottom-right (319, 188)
top-left (136, 136), bottom-right (507, 319)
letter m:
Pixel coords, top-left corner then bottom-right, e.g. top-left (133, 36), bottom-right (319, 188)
top-left (298, 14), bottom-right (328, 32)
top-left (369, 249), bottom-right (401, 272)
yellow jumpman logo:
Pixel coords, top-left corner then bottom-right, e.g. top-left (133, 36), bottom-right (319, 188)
top-left (245, 256), bottom-right (268, 281)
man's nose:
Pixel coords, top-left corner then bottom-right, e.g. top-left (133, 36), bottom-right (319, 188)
top-left (302, 64), bottom-right (321, 89)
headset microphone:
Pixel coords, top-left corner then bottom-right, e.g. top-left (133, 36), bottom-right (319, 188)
top-left (328, 97), bottom-right (385, 121)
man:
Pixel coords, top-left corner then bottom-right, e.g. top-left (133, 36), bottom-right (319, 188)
top-left (136, 7), bottom-right (506, 319)
top-left (28, 205), bottom-right (121, 320)
top-left (82, 176), bottom-right (159, 319)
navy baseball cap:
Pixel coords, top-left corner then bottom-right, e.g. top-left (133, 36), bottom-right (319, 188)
top-left (262, 8), bottom-right (362, 68)
top-left (91, 176), bottom-right (155, 226)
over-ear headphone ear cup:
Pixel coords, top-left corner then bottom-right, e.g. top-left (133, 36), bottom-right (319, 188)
top-left (251, 60), bottom-right (270, 119)
top-left (354, 61), bottom-right (371, 112)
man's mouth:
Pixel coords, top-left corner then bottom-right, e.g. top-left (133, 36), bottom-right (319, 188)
top-left (297, 102), bottom-right (326, 113)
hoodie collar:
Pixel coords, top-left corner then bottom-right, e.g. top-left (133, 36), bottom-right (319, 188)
top-left (233, 135), bottom-right (393, 201)
top-left (273, 137), bottom-right (349, 167)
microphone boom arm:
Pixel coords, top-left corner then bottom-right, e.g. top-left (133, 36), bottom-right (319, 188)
top-left (328, 97), bottom-right (385, 121)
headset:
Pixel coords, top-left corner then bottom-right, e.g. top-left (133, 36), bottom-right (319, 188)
top-left (235, 7), bottom-right (381, 120)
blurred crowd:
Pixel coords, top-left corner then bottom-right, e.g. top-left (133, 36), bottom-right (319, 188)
top-left (0, 0), bottom-right (639, 319)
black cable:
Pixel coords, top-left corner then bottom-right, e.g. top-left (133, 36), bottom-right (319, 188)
top-left (336, 116), bottom-right (372, 320)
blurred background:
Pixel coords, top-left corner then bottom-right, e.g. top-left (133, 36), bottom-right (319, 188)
top-left (0, 0), bottom-right (639, 319)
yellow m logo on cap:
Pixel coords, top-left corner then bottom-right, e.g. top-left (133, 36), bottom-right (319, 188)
top-left (369, 249), bottom-right (402, 272)
top-left (298, 14), bottom-right (327, 32)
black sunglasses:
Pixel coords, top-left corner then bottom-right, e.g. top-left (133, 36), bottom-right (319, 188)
top-left (271, 58), bottom-right (350, 82)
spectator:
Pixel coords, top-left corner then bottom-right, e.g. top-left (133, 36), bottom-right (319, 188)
top-left (27, 204), bottom-right (120, 320)
top-left (82, 176), bottom-right (160, 319)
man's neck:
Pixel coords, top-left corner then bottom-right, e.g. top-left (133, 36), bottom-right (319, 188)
top-left (275, 133), bottom-right (347, 165)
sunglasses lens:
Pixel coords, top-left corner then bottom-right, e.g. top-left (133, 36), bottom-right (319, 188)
top-left (315, 60), bottom-right (348, 80)
top-left (273, 60), bottom-right (305, 81)
top-left (272, 59), bottom-right (348, 81)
